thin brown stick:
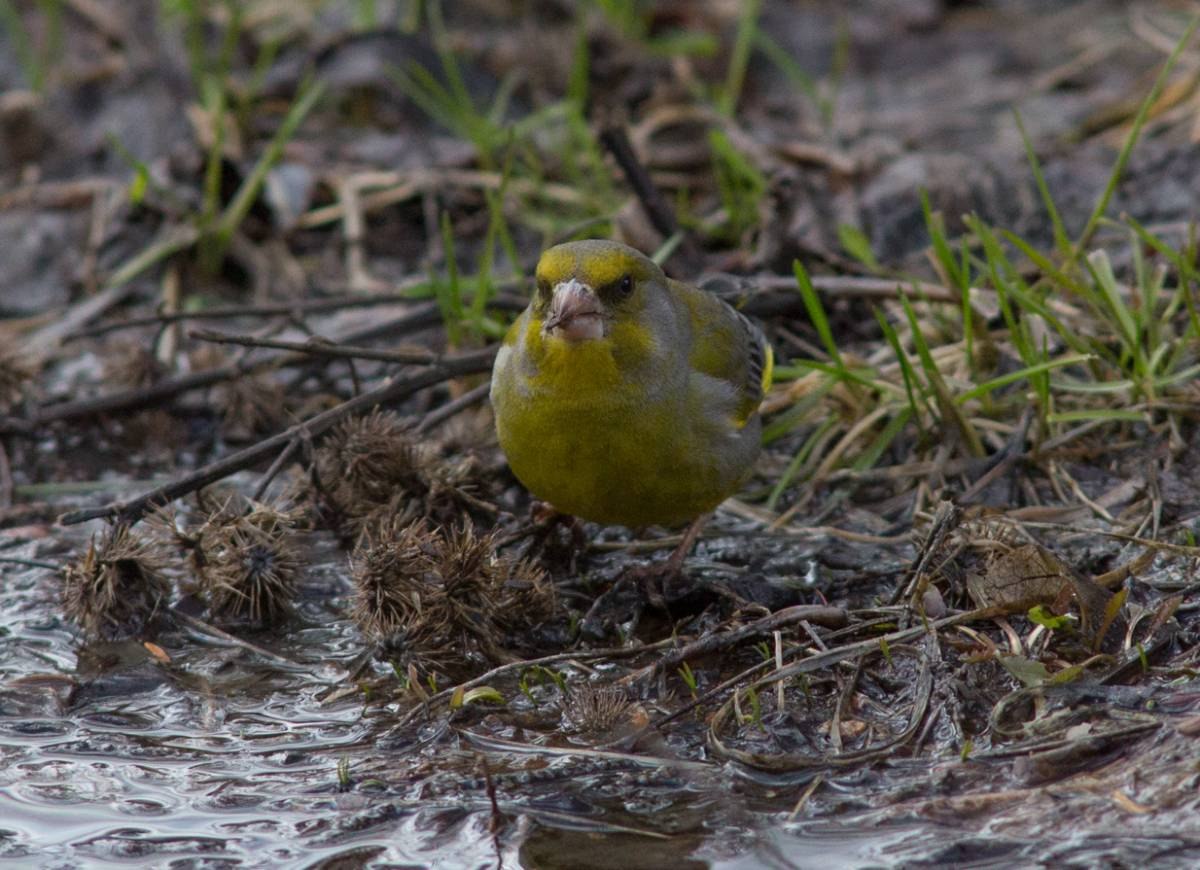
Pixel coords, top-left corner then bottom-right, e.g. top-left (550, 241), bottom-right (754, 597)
top-left (251, 437), bottom-right (301, 502)
top-left (69, 287), bottom-right (428, 340)
top-left (58, 347), bottom-right (497, 526)
top-left (598, 122), bottom-right (703, 271)
top-left (22, 280), bottom-right (141, 357)
top-left (174, 611), bottom-right (303, 670)
top-left (1, 302), bottom-right (470, 437)
top-left (189, 329), bottom-right (446, 365)
top-left (393, 636), bottom-right (680, 729)
top-left (647, 655), bottom-right (774, 733)
top-left (624, 605), bottom-right (848, 684)
top-left (753, 274), bottom-right (962, 305)
top-left (0, 439), bottom-right (12, 508)
top-left (0, 362), bottom-right (253, 436)
top-left (414, 381), bottom-right (491, 434)
top-left (70, 283), bottom-right (529, 341)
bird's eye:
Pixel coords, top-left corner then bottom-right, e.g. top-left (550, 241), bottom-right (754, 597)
top-left (618, 275), bottom-right (634, 297)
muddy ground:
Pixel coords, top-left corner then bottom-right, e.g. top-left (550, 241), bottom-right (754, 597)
top-left (2, 1), bottom-right (1200, 868)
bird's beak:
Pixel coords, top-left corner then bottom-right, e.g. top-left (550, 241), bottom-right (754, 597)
top-left (543, 279), bottom-right (605, 342)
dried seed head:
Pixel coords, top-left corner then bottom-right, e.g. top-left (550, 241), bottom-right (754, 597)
top-left (349, 519), bottom-right (439, 642)
top-left (213, 375), bottom-right (288, 440)
top-left (62, 524), bottom-right (172, 640)
top-left (309, 410), bottom-right (494, 540)
top-left (494, 556), bottom-right (557, 628)
top-left (103, 341), bottom-right (165, 389)
top-left (436, 522), bottom-right (498, 606)
top-left (0, 346), bottom-right (33, 412)
top-left (350, 519), bottom-right (560, 674)
top-left (324, 410), bottom-right (426, 501)
top-left (311, 410), bottom-right (440, 537)
top-left (561, 684), bottom-right (633, 734)
top-left (197, 500), bottom-right (300, 625)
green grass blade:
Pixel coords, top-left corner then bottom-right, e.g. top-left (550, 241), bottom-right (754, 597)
top-left (1074, 16), bottom-right (1199, 253)
top-left (874, 307), bottom-right (929, 425)
top-left (852, 407), bottom-right (913, 471)
top-left (766, 416), bottom-right (838, 510)
top-left (212, 78), bottom-right (325, 264)
top-left (956, 354), bottom-right (1093, 404)
top-left (718, 0), bottom-right (762, 116)
top-left (1013, 109), bottom-right (1071, 258)
top-left (793, 260), bottom-right (843, 367)
top-left (921, 189), bottom-right (965, 291)
top-left (437, 211), bottom-right (464, 346)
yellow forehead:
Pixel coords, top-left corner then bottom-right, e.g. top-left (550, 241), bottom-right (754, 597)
top-left (535, 241), bottom-right (649, 288)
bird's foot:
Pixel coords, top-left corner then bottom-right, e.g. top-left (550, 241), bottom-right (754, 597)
top-left (578, 513), bottom-right (712, 640)
top-left (503, 502), bottom-right (586, 573)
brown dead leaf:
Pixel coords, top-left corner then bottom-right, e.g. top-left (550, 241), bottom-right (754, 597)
top-left (818, 718), bottom-right (868, 739)
top-left (1109, 789), bottom-right (1153, 815)
top-left (143, 641), bottom-right (170, 663)
top-left (966, 541), bottom-right (1068, 611)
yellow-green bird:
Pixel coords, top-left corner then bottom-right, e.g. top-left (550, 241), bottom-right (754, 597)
top-left (491, 239), bottom-right (772, 531)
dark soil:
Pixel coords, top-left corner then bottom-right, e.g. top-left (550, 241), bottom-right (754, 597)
top-left (3, 2), bottom-right (1200, 867)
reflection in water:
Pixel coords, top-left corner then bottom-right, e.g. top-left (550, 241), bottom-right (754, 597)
top-left (3, 535), bottom-right (1200, 868)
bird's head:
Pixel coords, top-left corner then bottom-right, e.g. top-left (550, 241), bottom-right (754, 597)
top-left (532, 240), bottom-right (665, 343)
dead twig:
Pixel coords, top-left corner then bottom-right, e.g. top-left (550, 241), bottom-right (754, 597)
top-left (1, 302), bottom-right (497, 437)
top-left (0, 440), bottom-right (12, 508)
top-left (0, 361), bottom-right (257, 437)
top-left (189, 329), bottom-right (449, 365)
top-left (174, 610), bottom-right (305, 671)
top-left (707, 638), bottom-right (935, 771)
top-left (414, 381), bottom-right (491, 434)
top-left (624, 605), bottom-right (848, 684)
top-left (58, 347), bottom-right (497, 526)
top-left (70, 284), bottom-right (431, 340)
top-left (461, 730), bottom-right (712, 772)
top-left (251, 437), bottom-right (302, 503)
top-left (598, 122), bottom-right (703, 271)
top-left (392, 636), bottom-right (680, 730)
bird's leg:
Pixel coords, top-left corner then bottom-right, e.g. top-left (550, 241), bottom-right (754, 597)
top-left (667, 512), bottom-right (711, 574)
top-left (579, 514), bottom-right (712, 639)
top-left (527, 501), bottom-right (586, 573)
top-left (640, 512), bottom-right (711, 608)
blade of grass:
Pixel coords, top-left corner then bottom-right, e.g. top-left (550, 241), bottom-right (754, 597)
top-left (956, 354), bottom-right (1093, 404)
top-left (874, 307), bottom-right (931, 430)
top-left (752, 28), bottom-right (821, 107)
top-left (852, 407), bottom-right (913, 471)
top-left (1013, 109), bottom-right (1071, 259)
top-left (898, 292), bottom-right (985, 456)
top-left (1084, 249), bottom-right (1146, 381)
top-left (777, 360), bottom-right (903, 397)
top-left (209, 78), bottom-right (325, 267)
top-left (437, 211), bottom-right (464, 346)
top-left (1047, 409), bottom-right (1146, 424)
top-left (1074, 16), bottom-right (1199, 255)
top-left (761, 377), bottom-right (837, 444)
top-left (766, 416), bottom-right (838, 510)
top-left (921, 189), bottom-right (965, 291)
top-left (718, 0), bottom-right (762, 116)
top-left (793, 260), bottom-right (844, 367)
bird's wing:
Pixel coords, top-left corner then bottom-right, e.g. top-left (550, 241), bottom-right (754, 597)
top-left (673, 279), bottom-right (773, 427)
